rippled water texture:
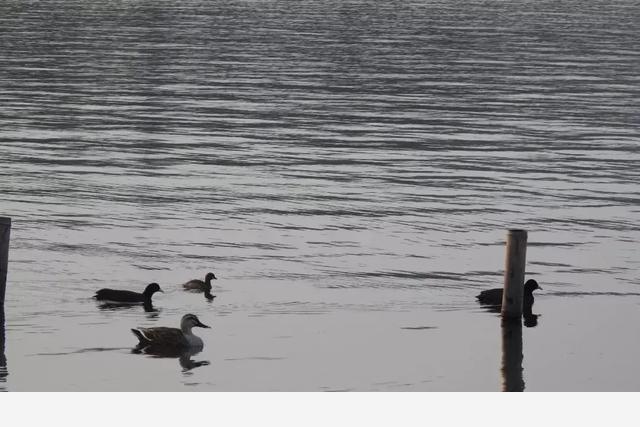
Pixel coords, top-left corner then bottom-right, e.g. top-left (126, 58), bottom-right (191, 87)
top-left (1, 0), bottom-right (639, 391)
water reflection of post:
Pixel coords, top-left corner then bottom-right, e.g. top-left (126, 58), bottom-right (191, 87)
top-left (0, 309), bottom-right (7, 391)
top-left (501, 317), bottom-right (524, 392)
top-left (0, 217), bottom-right (9, 391)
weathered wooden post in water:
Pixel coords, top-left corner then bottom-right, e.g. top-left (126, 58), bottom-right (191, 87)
top-left (0, 217), bottom-right (10, 314)
top-left (501, 229), bottom-right (528, 318)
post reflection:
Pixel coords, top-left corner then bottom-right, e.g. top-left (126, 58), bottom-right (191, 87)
top-left (501, 317), bottom-right (524, 392)
top-left (0, 310), bottom-right (7, 391)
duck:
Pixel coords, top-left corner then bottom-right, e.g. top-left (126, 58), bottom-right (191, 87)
top-left (476, 279), bottom-right (542, 307)
top-left (131, 313), bottom-right (210, 350)
top-left (182, 272), bottom-right (217, 300)
top-left (94, 282), bottom-right (163, 304)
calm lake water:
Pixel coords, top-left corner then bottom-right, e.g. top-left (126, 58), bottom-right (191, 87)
top-left (1, 0), bottom-right (639, 391)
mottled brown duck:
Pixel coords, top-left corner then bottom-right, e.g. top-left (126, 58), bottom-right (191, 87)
top-left (131, 314), bottom-right (210, 350)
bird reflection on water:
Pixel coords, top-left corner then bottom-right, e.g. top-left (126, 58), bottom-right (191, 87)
top-left (479, 302), bottom-right (540, 328)
top-left (132, 345), bottom-right (210, 372)
top-left (97, 301), bottom-right (159, 314)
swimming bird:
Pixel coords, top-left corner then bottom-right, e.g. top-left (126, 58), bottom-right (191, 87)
top-left (94, 282), bottom-right (163, 304)
top-left (131, 313), bottom-right (210, 350)
top-left (476, 279), bottom-right (542, 307)
top-left (182, 272), bottom-right (217, 300)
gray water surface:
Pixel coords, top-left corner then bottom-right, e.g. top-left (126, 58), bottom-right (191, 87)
top-left (1, 0), bottom-right (639, 391)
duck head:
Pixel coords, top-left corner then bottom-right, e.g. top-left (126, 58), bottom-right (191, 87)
top-left (524, 279), bottom-right (542, 294)
top-left (143, 282), bottom-right (163, 297)
top-left (180, 314), bottom-right (211, 332)
top-left (205, 272), bottom-right (217, 283)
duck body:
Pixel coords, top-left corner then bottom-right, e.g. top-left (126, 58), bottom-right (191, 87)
top-left (182, 272), bottom-right (217, 300)
top-left (95, 282), bottom-right (163, 304)
top-left (131, 313), bottom-right (210, 350)
top-left (183, 279), bottom-right (207, 291)
top-left (476, 279), bottom-right (541, 307)
top-left (476, 288), bottom-right (504, 306)
top-left (132, 327), bottom-right (190, 347)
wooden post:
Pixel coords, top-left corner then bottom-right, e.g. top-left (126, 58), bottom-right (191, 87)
top-left (501, 317), bottom-right (524, 392)
top-left (0, 217), bottom-right (10, 312)
top-left (501, 229), bottom-right (527, 318)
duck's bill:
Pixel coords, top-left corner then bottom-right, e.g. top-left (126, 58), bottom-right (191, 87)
top-left (538, 285), bottom-right (543, 290)
top-left (197, 321), bottom-right (211, 328)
